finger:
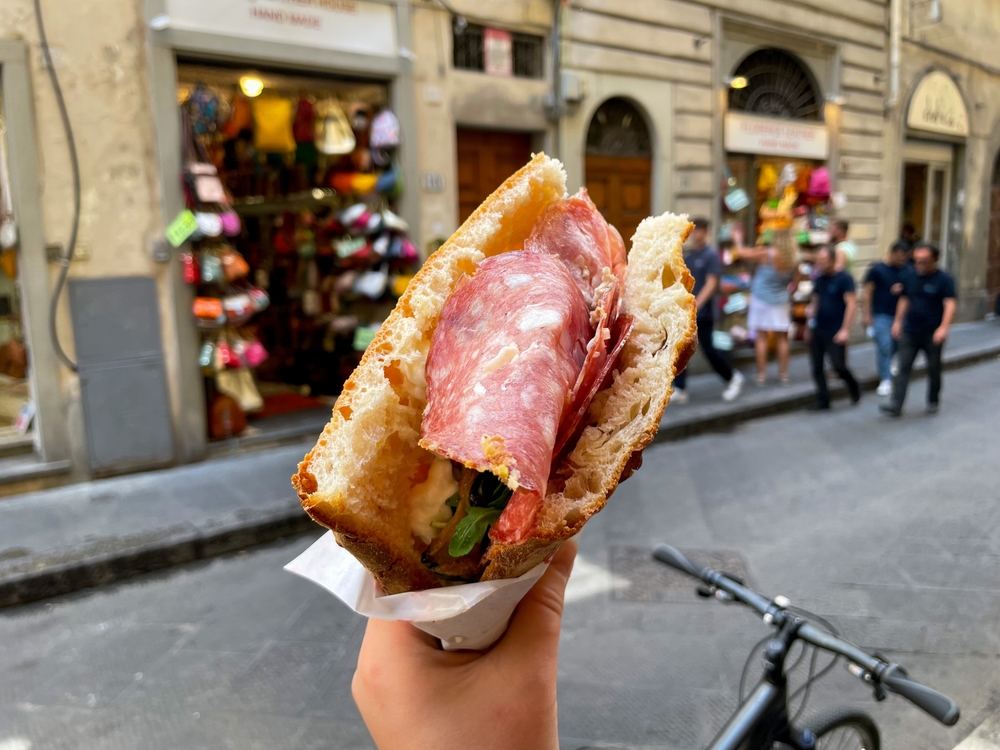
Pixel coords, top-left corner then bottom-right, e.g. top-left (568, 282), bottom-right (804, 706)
top-left (499, 539), bottom-right (577, 654)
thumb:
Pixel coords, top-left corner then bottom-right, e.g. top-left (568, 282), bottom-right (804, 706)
top-left (498, 538), bottom-right (577, 655)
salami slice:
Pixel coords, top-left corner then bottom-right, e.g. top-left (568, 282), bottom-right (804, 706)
top-left (524, 189), bottom-right (627, 305)
top-left (419, 251), bottom-right (591, 496)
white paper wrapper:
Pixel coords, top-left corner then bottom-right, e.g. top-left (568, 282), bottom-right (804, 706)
top-left (285, 532), bottom-right (547, 651)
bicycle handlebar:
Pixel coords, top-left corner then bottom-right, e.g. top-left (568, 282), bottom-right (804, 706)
top-left (652, 544), bottom-right (961, 727)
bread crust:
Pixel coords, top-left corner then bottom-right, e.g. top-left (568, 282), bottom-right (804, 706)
top-left (292, 154), bottom-right (696, 593)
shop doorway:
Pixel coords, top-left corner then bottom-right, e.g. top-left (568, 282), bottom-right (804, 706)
top-left (176, 62), bottom-right (418, 443)
top-left (456, 128), bottom-right (533, 224)
top-left (0, 83), bottom-right (32, 447)
top-left (987, 152), bottom-right (1000, 310)
top-left (584, 98), bottom-right (652, 248)
top-left (901, 141), bottom-right (952, 266)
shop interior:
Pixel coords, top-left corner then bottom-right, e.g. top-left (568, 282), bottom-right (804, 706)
top-left (176, 62), bottom-right (417, 442)
top-left (716, 153), bottom-right (833, 351)
top-left (902, 142), bottom-right (953, 265)
top-left (0, 86), bottom-right (32, 443)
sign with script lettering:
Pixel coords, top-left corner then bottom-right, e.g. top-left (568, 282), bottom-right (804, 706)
top-left (483, 28), bottom-right (513, 77)
top-left (724, 112), bottom-right (829, 160)
top-left (165, 0), bottom-right (397, 58)
top-left (907, 71), bottom-right (969, 137)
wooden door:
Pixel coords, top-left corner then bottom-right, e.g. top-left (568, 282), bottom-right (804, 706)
top-left (585, 154), bottom-right (651, 249)
top-left (456, 129), bottom-right (533, 224)
top-left (988, 185), bottom-right (1000, 308)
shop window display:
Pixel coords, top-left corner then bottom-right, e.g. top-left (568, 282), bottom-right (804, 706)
top-left (176, 65), bottom-right (417, 440)
top-left (0, 89), bottom-right (31, 439)
top-left (716, 155), bottom-right (832, 350)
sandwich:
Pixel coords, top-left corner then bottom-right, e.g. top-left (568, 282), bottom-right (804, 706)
top-left (292, 154), bottom-right (696, 594)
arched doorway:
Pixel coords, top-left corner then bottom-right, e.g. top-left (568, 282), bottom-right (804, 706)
top-left (584, 97), bottom-right (651, 249)
top-left (989, 152), bottom-right (1000, 310)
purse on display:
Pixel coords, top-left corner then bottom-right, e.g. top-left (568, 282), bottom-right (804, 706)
top-left (353, 264), bottom-right (389, 300)
top-left (335, 235), bottom-right (369, 259)
top-left (242, 338), bottom-right (269, 368)
top-left (187, 164), bottom-right (228, 205)
top-left (195, 211), bottom-right (224, 238)
top-left (222, 94), bottom-right (252, 139)
top-left (293, 98), bottom-right (316, 144)
top-left (200, 251), bottom-right (224, 284)
top-left (315, 101), bottom-right (356, 155)
top-left (220, 210), bottom-right (241, 237)
top-left (221, 248), bottom-right (250, 281)
top-left (180, 251), bottom-right (200, 285)
top-left (370, 109), bottom-right (401, 149)
top-left (193, 297), bottom-right (225, 325)
top-left (252, 98), bottom-right (297, 154)
top-left (209, 393), bottom-right (248, 440)
top-left (215, 368), bottom-right (263, 413)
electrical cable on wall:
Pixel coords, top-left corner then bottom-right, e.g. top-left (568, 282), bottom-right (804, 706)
top-left (34, 0), bottom-right (80, 372)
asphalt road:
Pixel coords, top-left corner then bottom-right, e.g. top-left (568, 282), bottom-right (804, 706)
top-left (2, 359), bottom-right (999, 750)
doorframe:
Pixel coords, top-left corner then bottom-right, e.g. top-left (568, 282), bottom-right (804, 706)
top-left (902, 140), bottom-right (954, 269)
top-left (142, 0), bottom-right (417, 461)
top-left (0, 40), bottom-right (71, 462)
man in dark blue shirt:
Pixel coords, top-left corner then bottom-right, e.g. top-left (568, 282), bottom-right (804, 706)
top-left (880, 243), bottom-right (956, 417)
top-left (673, 218), bottom-right (744, 403)
top-left (863, 242), bottom-right (908, 395)
top-left (808, 246), bottom-right (861, 410)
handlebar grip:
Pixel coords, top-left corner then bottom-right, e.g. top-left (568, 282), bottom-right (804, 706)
top-left (653, 544), bottom-right (706, 580)
top-left (882, 665), bottom-right (960, 726)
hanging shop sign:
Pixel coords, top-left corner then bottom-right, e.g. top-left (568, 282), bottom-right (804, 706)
top-left (724, 113), bottom-right (829, 160)
top-left (906, 71), bottom-right (969, 137)
top-left (483, 28), bottom-right (513, 77)
top-left (164, 0), bottom-right (398, 58)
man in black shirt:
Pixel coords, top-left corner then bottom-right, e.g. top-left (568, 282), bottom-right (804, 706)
top-left (880, 243), bottom-right (956, 417)
top-left (673, 218), bottom-right (744, 403)
top-left (863, 242), bottom-right (907, 395)
top-left (808, 246), bottom-right (861, 410)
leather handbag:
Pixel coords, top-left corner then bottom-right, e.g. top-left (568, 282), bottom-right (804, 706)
top-left (252, 98), bottom-right (296, 154)
top-left (315, 100), bottom-right (356, 155)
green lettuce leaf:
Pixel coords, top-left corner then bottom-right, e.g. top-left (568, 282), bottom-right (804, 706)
top-left (448, 507), bottom-right (502, 558)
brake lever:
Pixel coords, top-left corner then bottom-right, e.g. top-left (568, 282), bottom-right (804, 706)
top-left (696, 584), bottom-right (735, 602)
top-left (846, 661), bottom-right (887, 702)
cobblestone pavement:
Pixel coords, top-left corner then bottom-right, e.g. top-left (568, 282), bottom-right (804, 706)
top-left (2, 359), bottom-right (999, 750)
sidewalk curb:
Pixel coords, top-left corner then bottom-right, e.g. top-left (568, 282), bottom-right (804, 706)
top-left (653, 342), bottom-right (1000, 443)
top-left (0, 507), bottom-right (317, 610)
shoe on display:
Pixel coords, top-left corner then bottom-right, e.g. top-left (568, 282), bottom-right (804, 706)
top-left (876, 379), bottom-right (892, 397)
top-left (807, 402), bottom-right (831, 411)
top-left (926, 402), bottom-right (940, 415)
top-left (722, 371), bottom-right (744, 402)
top-left (672, 389), bottom-right (689, 404)
top-left (879, 404), bottom-right (902, 418)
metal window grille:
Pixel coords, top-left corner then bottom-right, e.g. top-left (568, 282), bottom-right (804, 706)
top-left (452, 22), bottom-right (484, 72)
top-left (453, 21), bottom-right (544, 79)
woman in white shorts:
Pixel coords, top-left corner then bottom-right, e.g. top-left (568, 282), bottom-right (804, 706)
top-left (738, 228), bottom-right (797, 385)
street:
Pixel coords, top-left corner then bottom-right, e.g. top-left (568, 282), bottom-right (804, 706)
top-left (2, 359), bottom-right (999, 750)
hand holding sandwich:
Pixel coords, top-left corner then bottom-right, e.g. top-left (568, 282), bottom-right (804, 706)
top-left (353, 540), bottom-right (578, 750)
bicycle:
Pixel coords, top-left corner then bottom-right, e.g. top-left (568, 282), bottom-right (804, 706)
top-left (653, 544), bottom-right (961, 750)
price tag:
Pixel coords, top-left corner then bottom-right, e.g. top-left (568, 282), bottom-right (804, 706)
top-left (166, 210), bottom-right (198, 247)
top-left (352, 325), bottom-right (379, 351)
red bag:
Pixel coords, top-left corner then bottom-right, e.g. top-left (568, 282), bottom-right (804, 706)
top-left (209, 394), bottom-right (247, 440)
top-left (293, 98), bottom-right (316, 144)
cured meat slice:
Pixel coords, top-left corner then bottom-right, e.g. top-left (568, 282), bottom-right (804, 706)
top-left (419, 251), bottom-right (591, 496)
top-left (524, 189), bottom-right (627, 305)
top-left (551, 313), bottom-right (636, 466)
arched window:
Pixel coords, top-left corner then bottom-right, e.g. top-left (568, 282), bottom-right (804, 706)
top-left (586, 97), bottom-right (651, 157)
top-left (728, 48), bottom-right (823, 121)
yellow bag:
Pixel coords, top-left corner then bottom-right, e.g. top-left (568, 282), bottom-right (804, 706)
top-left (252, 98), bottom-right (296, 154)
top-left (756, 163), bottom-right (778, 197)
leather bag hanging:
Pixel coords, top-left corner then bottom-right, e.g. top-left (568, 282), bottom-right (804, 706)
top-left (315, 100), bottom-right (356, 155)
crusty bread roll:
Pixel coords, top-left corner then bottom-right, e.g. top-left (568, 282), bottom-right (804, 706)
top-left (292, 154), bottom-right (696, 593)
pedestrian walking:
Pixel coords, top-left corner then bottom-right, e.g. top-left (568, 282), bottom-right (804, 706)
top-left (863, 242), bottom-right (908, 396)
top-left (807, 246), bottom-right (861, 410)
top-left (736, 227), bottom-right (797, 385)
top-left (830, 219), bottom-right (857, 274)
top-left (880, 243), bottom-right (956, 417)
top-left (673, 217), bottom-right (744, 403)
